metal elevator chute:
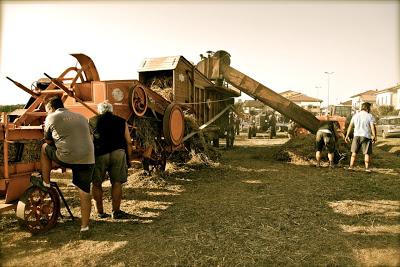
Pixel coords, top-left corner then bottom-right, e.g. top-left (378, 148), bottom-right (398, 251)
top-left (196, 50), bottom-right (320, 134)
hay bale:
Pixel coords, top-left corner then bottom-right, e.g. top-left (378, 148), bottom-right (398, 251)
top-left (151, 88), bottom-right (173, 102)
top-left (146, 76), bottom-right (174, 101)
top-left (0, 139), bottom-right (43, 165)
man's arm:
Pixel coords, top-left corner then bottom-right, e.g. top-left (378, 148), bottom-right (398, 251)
top-left (335, 124), bottom-right (345, 140)
top-left (345, 121), bottom-right (354, 143)
top-left (43, 122), bottom-right (54, 145)
top-left (124, 123), bottom-right (133, 159)
top-left (370, 122), bottom-right (377, 143)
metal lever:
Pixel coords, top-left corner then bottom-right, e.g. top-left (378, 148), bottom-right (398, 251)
top-left (50, 181), bottom-right (75, 221)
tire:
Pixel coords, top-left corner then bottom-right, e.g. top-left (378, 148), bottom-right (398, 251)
top-left (213, 138), bottom-right (220, 147)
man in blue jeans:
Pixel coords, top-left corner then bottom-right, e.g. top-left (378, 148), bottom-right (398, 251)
top-left (345, 102), bottom-right (377, 172)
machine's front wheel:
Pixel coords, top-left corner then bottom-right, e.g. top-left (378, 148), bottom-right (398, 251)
top-left (163, 104), bottom-right (185, 147)
top-left (17, 186), bottom-right (60, 234)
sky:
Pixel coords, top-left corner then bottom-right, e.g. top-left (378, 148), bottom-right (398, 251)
top-left (0, 0), bottom-right (399, 106)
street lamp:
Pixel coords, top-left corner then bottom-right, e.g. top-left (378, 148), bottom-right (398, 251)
top-left (324, 71), bottom-right (334, 115)
top-left (315, 86), bottom-right (322, 115)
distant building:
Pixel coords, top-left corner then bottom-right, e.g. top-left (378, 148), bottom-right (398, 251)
top-left (349, 90), bottom-right (377, 110)
top-left (375, 85), bottom-right (399, 110)
top-left (242, 100), bottom-right (267, 114)
top-left (339, 100), bottom-right (352, 106)
top-left (280, 90), bottom-right (322, 115)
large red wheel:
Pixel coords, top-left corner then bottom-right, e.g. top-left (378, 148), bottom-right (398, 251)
top-left (17, 186), bottom-right (60, 234)
top-left (129, 84), bottom-right (148, 117)
top-left (163, 104), bottom-right (184, 146)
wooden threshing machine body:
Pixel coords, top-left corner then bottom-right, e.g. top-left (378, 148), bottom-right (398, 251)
top-left (138, 55), bottom-right (240, 145)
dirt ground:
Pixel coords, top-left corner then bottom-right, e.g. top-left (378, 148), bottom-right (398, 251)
top-left (1, 133), bottom-right (399, 267)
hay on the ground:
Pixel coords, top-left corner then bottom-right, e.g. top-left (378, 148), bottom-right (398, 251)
top-left (274, 134), bottom-right (349, 165)
top-left (170, 114), bottom-right (221, 164)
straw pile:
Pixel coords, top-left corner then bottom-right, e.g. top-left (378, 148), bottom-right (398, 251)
top-left (132, 117), bottom-right (160, 149)
top-left (170, 114), bottom-right (221, 164)
top-left (274, 134), bottom-right (349, 165)
top-left (0, 139), bottom-right (43, 165)
top-left (146, 76), bottom-right (173, 101)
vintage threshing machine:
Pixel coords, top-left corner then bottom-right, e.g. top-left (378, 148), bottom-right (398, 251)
top-left (1, 53), bottom-right (185, 232)
top-left (138, 54), bottom-right (241, 148)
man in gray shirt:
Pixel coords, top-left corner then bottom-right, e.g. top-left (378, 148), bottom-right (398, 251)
top-left (40, 96), bottom-right (94, 238)
top-left (345, 102), bottom-right (377, 172)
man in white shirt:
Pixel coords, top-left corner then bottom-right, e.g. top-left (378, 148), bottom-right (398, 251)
top-left (345, 102), bottom-right (377, 172)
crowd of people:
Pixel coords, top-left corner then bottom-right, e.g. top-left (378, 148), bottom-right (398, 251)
top-left (41, 96), bottom-right (132, 239)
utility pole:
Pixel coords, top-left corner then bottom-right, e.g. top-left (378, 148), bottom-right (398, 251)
top-left (324, 72), bottom-right (334, 115)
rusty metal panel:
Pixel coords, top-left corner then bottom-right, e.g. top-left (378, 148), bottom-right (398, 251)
top-left (74, 82), bottom-right (93, 101)
top-left (7, 127), bottom-right (43, 141)
top-left (105, 80), bottom-right (134, 106)
top-left (64, 104), bottom-right (98, 119)
top-left (5, 173), bottom-right (31, 203)
top-left (0, 178), bottom-right (5, 191)
top-left (92, 81), bottom-right (107, 103)
top-left (70, 54), bottom-right (100, 81)
top-left (0, 162), bottom-right (40, 176)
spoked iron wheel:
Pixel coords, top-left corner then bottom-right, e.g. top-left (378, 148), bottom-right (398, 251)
top-left (19, 186), bottom-right (60, 234)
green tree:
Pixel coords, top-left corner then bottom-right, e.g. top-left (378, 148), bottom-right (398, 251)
top-left (371, 105), bottom-right (398, 120)
top-left (0, 104), bottom-right (24, 113)
top-left (233, 101), bottom-right (244, 118)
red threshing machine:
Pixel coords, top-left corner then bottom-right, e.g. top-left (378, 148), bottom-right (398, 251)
top-left (1, 53), bottom-right (185, 233)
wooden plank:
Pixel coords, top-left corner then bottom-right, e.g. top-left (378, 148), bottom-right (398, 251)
top-left (25, 112), bottom-right (47, 117)
top-left (7, 128), bottom-right (43, 141)
top-left (0, 202), bottom-right (16, 213)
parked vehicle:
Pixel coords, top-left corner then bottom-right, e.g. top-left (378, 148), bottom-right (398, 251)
top-left (376, 116), bottom-right (400, 139)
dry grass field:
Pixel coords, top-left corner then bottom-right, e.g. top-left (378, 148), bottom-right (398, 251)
top-left (1, 134), bottom-right (399, 266)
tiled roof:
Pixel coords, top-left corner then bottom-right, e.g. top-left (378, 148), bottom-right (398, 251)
top-left (350, 90), bottom-right (378, 98)
top-left (287, 94), bottom-right (322, 102)
top-left (280, 90), bottom-right (321, 102)
top-left (280, 90), bottom-right (301, 98)
top-left (376, 85), bottom-right (400, 94)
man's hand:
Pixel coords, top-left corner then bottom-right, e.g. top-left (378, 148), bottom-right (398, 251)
top-left (372, 136), bottom-right (377, 143)
top-left (345, 136), bottom-right (350, 144)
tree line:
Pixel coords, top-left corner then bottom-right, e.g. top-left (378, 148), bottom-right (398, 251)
top-left (0, 104), bottom-right (25, 113)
